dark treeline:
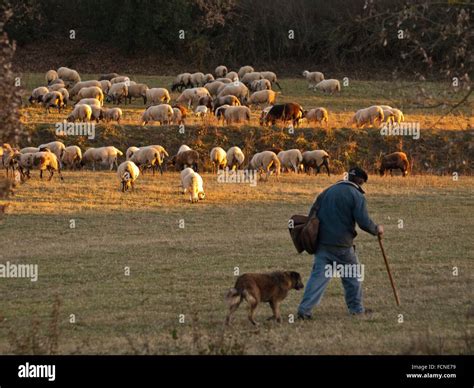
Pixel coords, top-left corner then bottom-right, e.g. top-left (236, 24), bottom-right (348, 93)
top-left (2, 0), bottom-right (472, 77)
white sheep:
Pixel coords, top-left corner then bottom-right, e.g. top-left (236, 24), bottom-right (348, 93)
top-left (210, 147), bottom-right (227, 173)
top-left (20, 147), bottom-right (39, 154)
top-left (42, 91), bottom-right (65, 113)
top-left (48, 83), bottom-right (66, 92)
top-left (171, 73), bottom-right (192, 91)
top-left (204, 81), bottom-right (226, 97)
top-left (180, 168), bottom-right (205, 203)
top-left (38, 141), bottom-right (66, 162)
top-left (29, 87), bottom-right (49, 104)
top-left (260, 71), bottom-right (282, 90)
top-left (56, 87), bottom-right (69, 105)
top-left (99, 80), bottom-right (112, 95)
top-left (225, 71), bottom-right (239, 82)
top-left (195, 105), bottom-right (209, 118)
top-left (350, 105), bottom-right (384, 128)
top-left (380, 105), bottom-right (405, 124)
top-left (224, 106), bottom-right (251, 125)
top-left (45, 70), bottom-right (59, 85)
top-left (237, 66), bottom-right (255, 79)
top-left (250, 79), bottom-right (271, 92)
top-left (145, 88), bottom-right (171, 105)
top-left (130, 146), bottom-right (163, 175)
top-left (217, 82), bottom-right (249, 103)
top-left (57, 67), bottom-right (81, 87)
top-left (69, 80), bottom-right (101, 98)
top-left (117, 161), bottom-right (140, 192)
top-left (302, 150), bottom-right (330, 175)
top-left (248, 90), bottom-right (277, 107)
top-left (101, 107), bottom-right (123, 123)
top-left (110, 76), bottom-right (130, 84)
top-left (226, 146), bottom-right (245, 170)
top-left (82, 146), bottom-right (123, 171)
top-left (31, 151), bottom-right (64, 181)
top-left (314, 79), bottom-right (340, 94)
top-left (76, 98), bottom-right (102, 121)
top-left (277, 149), bottom-right (303, 173)
top-left (302, 70), bottom-right (324, 88)
top-left (215, 65), bottom-right (228, 77)
top-left (176, 87), bottom-right (211, 107)
top-left (172, 108), bottom-right (185, 125)
top-left (305, 107), bottom-right (329, 127)
top-left (249, 151), bottom-right (281, 181)
top-left (178, 145), bottom-right (192, 155)
top-left (61, 146), bottom-right (82, 169)
top-left (77, 86), bottom-right (104, 106)
top-left (141, 104), bottom-right (174, 125)
top-left (67, 104), bottom-right (92, 122)
top-left (126, 146), bottom-right (140, 160)
top-left (127, 83), bottom-right (149, 104)
top-left (241, 72), bottom-right (263, 87)
top-left (107, 82), bottom-right (128, 104)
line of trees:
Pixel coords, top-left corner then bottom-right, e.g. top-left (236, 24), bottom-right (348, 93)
top-left (2, 0), bottom-right (472, 77)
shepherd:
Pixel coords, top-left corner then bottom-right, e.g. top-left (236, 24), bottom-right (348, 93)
top-left (297, 167), bottom-right (384, 319)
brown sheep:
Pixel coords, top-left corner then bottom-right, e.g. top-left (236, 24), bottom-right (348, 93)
top-left (379, 152), bottom-right (409, 177)
top-left (169, 150), bottom-right (200, 172)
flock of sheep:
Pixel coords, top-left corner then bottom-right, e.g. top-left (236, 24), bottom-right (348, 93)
top-left (26, 65), bottom-right (405, 129)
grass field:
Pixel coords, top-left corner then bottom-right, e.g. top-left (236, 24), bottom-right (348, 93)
top-left (1, 73), bottom-right (473, 355)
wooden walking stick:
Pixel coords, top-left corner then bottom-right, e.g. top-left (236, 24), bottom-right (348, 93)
top-left (378, 235), bottom-right (401, 306)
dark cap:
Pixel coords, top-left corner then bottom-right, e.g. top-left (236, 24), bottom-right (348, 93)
top-left (348, 167), bottom-right (368, 182)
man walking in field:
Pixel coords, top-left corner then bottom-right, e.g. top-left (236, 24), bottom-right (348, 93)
top-left (297, 167), bottom-right (383, 319)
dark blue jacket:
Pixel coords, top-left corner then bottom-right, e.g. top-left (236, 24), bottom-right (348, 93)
top-left (309, 181), bottom-right (378, 248)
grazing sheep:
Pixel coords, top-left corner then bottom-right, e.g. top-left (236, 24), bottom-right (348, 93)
top-left (57, 67), bottom-right (81, 87)
top-left (2, 144), bottom-right (18, 178)
top-left (305, 107), bottom-right (329, 127)
top-left (32, 151), bottom-right (64, 181)
top-left (171, 72), bottom-right (192, 92)
top-left (213, 95), bottom-right (241, 111)
top-left (76, 98), bottom-right (102, 121)
top-left (99, 80), bottom-right (112, 95)
top-left (110, 76), bottom-right (130, 85)
top-left (226, 146), bottom-right (245, 170)
top-left (225, 71), bottom-right (239, 82)
top-left (130, 146), bottom-right (163, 175)
top-left (42, 91), bottom-right (65, 113)
top-left (49, 78), bottom-right (66, 86)
top-left (204, 81), bottom-right (226, 97)
top-left (81, 146), bottom-right (123, 171)
top-left (56, 87), bottom-right (69, 105)
top-left (314, 79), bottom-right (341, 94)
top-left (28, 87), bottom-right (49, 104)
top-left (61, 146), bottom-right (82, 169)
top-left (172, 104), bottom-right (190, 121)
top-left (302, 70), bottom-right (324, 88)
top-left (20, 147), bottom-right (40, 154)
top-left (250, 79), bottom-right (272, 92)
top-left (224, 106), bottom-right (251, 125)
top-left (141, 104), bottom-right (174, 125)
top-left (101, 107), bottom-right (123, 123)
top-left (210, 147), bottom-right (227, 173)
top-left (172, 107), bottom-right (185, 125)
top-left (278, 149), bottom-right (303, 173)
top-left (178, 145), bottom-right (192, 155)
top-left (13, 151), bottom-right (34, 179)
top-left (180, 168), bottom-right (205, 203)
top-left (67, 104), bottom-right (92, 122)
top-left (195, 105), bottom-right (209, 118)
top-left (302, 150), bottom-right (330, 176)
top-left (170, 150), bottom-right (200, 172)
top-left (48, 83), bottom-right (66, 92)
top-left (351, 105), bottom-right (384, 128)
top-left (380, 152), bottom-right (409, 177)
top-left (77, 86), bottom-right (104, 106)
top-left (38, 141), bottom-right (66, 161)
top-left (241, 72), bottom-right (263, 87)
top-left (260, 71), bottom-right (282, 90)
top-left (248, 90), bottom-right (277, 107)
top-left (99, 73), bottom-right (120, 81)
top-left (125, 83), bottom-right (148, 104)
top-left (217, 82), bottom-right (249, 103)
top-left (176, 87), bottom-right (211, 107)
top-left (145, 87), bottom-right (170, 105)
top-left (126, 146), bottom-right (140, 160)
top-left (238, 66), bottom-right (255, 79)
top-left (215, 105), bottom-right (230, 122)
top-left (215, 65), bottom-right (228, 78)
top-left (215, 77), bottom-right (232, 84)
top-left (117, 161), bottom-right (140, 192)
top-left (45, 70), bottom-right (59, 85)
top-left (107, 82), bottom-right (129, 104)
top-left (69, 80), bottom-right (102, 98)
top-left (261, 102), bottom-right (304, 127)
top-left (147, 145), bottom-right (169, 162)
top-left (189, 72), bottom-right (206, 88)
top-left (380, 105), bottom-right (405, 124)
top-left (381, 108), bottom-right (396, 124)
top-left (249, 151), bottom-right (281, 181)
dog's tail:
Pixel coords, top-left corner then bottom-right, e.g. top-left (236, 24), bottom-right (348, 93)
top-left (225, 287), bottom-right (241, 306)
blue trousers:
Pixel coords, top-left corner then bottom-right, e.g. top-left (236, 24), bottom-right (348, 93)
top-left (298, 245), bottom-right (364, 316)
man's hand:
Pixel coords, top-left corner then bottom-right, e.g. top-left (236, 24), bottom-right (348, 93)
top-left (377, 224), bottom-right (384, 237)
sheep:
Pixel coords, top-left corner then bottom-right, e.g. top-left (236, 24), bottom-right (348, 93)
top-left (69, 80), bottom-right (102, 98)
top-left (259, 105), bottom-right (274, 124)
top-left (57, 67), bottom-right (81, 87)
top-left (380, 105), bottom-right (405, 124)
top-left (110, 76), bottom-right (130, 85)
top-left (176, 87), bottom-right (211, 107)
top-left (171, 73), bottom-right (192, 92)
top-left (204, 81), bottom-right (226, 97)
top-left (189, 72), bottom-right (206, 88)
top-left (249, 151), bottom-right (281, 181)
top-left (217, 82), bottom-right (249, 103)
top-left (178, 145), bottom-right (192, 155)
top-left (141, 104), bottom-right (173, 125)
top-left (237, 66), bottom-right (255, 79)
top-left (77, 86), bottom-right (104, 106)
top-left (350, 105), bottom-right (384, 128)
top-left (81, 146), bottom-right (123, 171)
top-left (195, 105), bottom-right (209, 118)
top-left (67, 104), bottom-right (92, 122)
top-left (215, 105), bottom-right (230, 122)
top-left (226, 146), bottom-right (245, 170)
top-left (130, 146), bottom-right (163, 175)
top-left (76, 98), bottom-right (102, 121)
top-left (248, 90), bottom-right (277, 107)
top-left (180, 168), bottom-right (205, 203)
top-left (28, 87), bottom-right (49, 104)
top-left (302, 70), bottom-right (324, 88)
top-left (31, 151), bottom-right (64, 181)
top-left (224, 106), bottom-right (251, 125)
top-left (38, 141), bottom-right (66, 161)
top-left (126, 146), bottom-right (140, 160)
top-left (260, 71), bottom-right (282, 90)
top-left (250, 79), bottom-right (271, 92)
top-left (215, 77), bottom-right (232, 84)
top-left (379, 152), bottom-right (409, 177)
top-left (99, 80), bottom-right (112, 95)
top-left (117, 161), bottom-right (140, 192)
top-left (170, 150), bottom-right (200, 172)
top-left (172, 107), bottom-right (185, 125)
top-left (99, 73), bottom-right (120, 81)
top-left (20, 147), bottom-right (40, 154)
top-left (147, 145), bottom-right (169, 162)
top-left (42, 91), bottom-right (65, 113)
top-left (305, 107), bottom-right (329, 127)
top-left (126, 83), bottom-right (149, 104)
top-left (210, 147), bottom-right (227, 173)
top-left (48, 83), bottom-right (66, 92)
top-left (50, 78), bottom-right (66, 86)
top-left (45, 70), bottom-right (59, 85)
top-left (302, 150), bottom-right (330, 176)
top-left (240, 72), bottom-right (263, 87)
top-left (215, 65), bottom-right (228, 78)
top-left (101, 107), bottom-right (123, 123)
top-left (314, 79), bottom-right (341, 94)
top-left (225, 71), bottom-right (239, 82)
top-left (56, 87), bottom-right (70, 105)
top-left (107, 82), bottom-right (128, 104)
top-left (2, 144), bottom-right (18, 178)
top-left (145, 88), bottom-right (170, 105)
top-left (381, 108), bottom-right (396, 124)
top-left (213, 95), bottom-right (241, 111)
top-left (278, 149), bottom-right (303, 173)
top-left (13, 151), bottom-right (34, 180)
top-left (198, 95), bottom-right (213, 112)
top-left (61, 146), bottom-right (82, 169)
top-left (261, 102), bottom-right (304, 127)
